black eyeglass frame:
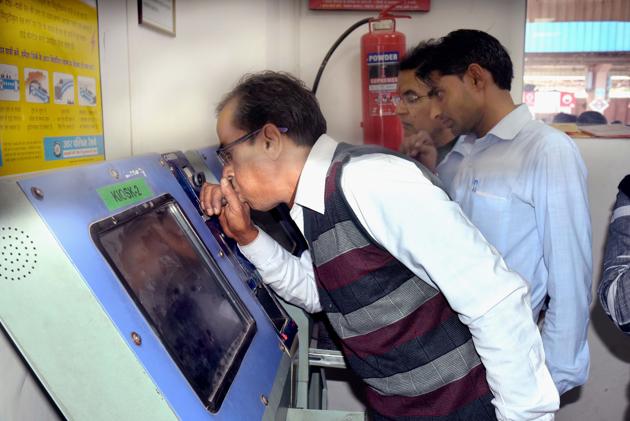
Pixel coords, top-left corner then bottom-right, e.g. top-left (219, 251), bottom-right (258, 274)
top-left (216, 126), bottom-right (288, 165)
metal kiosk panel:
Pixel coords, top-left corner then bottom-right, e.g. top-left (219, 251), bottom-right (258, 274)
top-left (0, 154), bottom-right (287, 420)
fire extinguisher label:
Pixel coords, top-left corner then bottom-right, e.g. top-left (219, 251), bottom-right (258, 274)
top-left (367, 51), bottom-right (399, 117)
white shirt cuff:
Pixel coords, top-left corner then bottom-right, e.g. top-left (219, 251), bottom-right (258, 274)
top-left (238, 227), bottom-right (276, 267)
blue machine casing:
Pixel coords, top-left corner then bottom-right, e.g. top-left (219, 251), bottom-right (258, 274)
top-left (195, 146), bottom-right (224, 182)
top-left (16, 154), bottom-right (286, 420)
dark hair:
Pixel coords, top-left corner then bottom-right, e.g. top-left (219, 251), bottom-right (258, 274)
top-left (413, 29), bottom-right (514, 90)
top-left (552, 112), bottom-right (577, 123)
top-left (400, 42), bottom-right (439, 72)
top-left (216, 71), bottom-right (327, 146)
top-left (577, 110), bottom-right (607, 126)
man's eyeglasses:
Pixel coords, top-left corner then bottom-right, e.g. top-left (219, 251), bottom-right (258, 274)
top-left (392, 92), bottom-right (429, 107)
top-left (216, 126), bottom-right (288, 165)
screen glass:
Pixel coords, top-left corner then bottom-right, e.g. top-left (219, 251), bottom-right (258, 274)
top-left (91, 194), bottom-right (255, 412)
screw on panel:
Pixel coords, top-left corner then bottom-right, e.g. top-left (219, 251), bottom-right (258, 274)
top-left (131, 332), bottom-right (142, 346)
top-left (260, 394), bottom-right (269, 406)
top-left (31, 187), bottom-right (44, 200)
top-left (218, 250), bottom-right (224, 257)
top-left (110, 168), bottom-right (120, 180)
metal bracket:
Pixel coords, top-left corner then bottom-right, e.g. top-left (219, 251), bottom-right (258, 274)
top-left (308, 348), bottom-right (347, 369)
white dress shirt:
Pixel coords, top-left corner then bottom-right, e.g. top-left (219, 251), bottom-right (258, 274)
top-left (437, 104), bottom-right (592, 394)
top-left (240, 134), bottom-right (559, 420)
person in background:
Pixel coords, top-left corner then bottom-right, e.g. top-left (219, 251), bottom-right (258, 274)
top-left (599, 175), bottom-right (630, 333)
top-left (200, 71), bottom-right (559, 420)
top-left (395, 47), bottom-right (457, 173)
top-left (552, 112), bottom-right (578, 124)
top-left (577, 110), bottom-right (607, 125)
top-left (411, 29), bottom-right (592, 396)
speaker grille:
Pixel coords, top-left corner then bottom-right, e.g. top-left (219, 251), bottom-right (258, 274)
top-left (1, 226), bottom-right (38, 282)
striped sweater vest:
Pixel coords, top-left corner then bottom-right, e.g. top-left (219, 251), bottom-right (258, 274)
top-left (302, 143), bottom-right (496, 420)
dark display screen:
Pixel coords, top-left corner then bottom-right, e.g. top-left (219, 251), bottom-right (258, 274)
top-left (91, 194), bottom-right (255, 412)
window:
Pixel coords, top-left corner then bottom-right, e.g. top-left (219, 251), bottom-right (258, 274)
top-left (524, 0), bottom-right (630, 125)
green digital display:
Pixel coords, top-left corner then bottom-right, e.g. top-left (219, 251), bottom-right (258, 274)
top-left (97, 178), bottom-right (154, 211)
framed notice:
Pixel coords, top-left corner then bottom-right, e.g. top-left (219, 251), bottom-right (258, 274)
top-left (309, 0), bottom-right (430, 11)
top-left (138, 0), bottom-right (176, 36)
top-left (0, 0), bottom-right (104, 176)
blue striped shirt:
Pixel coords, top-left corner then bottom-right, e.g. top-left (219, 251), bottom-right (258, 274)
top-left (437, 104), bottom-right (592, 395)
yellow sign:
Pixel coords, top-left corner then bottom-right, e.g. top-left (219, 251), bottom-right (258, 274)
top-left (0, 0), bottom-right (103, 176)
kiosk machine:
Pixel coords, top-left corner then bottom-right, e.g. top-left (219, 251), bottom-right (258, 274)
top-left (0, 152), bottom-right (365, 420)
top-left (174, 147), bottom-right (352, 414)
top-left (0, 155), bottom-right (296, 420)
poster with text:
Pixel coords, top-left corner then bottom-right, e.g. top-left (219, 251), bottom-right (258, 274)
top-left (0, 0), bottom-right (103, 176)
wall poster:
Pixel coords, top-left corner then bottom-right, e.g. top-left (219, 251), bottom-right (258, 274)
top-left (0, 0), bottom-right (103, 176)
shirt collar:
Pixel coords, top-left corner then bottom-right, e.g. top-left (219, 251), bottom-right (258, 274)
top-left (448, 134), bottom-right (472, 157)
top-left (485, 103), bottom-right (533, 141)
top-left (294, 134), bottom-right (338, 215)
top-left (439, 105), bottom-right (532, 162)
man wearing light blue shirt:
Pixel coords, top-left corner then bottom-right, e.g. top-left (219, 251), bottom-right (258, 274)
top-left (409, 30), bottom-right (592, 395)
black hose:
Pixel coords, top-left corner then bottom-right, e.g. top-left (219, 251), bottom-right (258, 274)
top-left (312, 17), bottom-right (371, 95)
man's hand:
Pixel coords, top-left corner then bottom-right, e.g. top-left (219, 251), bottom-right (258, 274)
top-left (400, 130), bottom-right (438, 173)
top-left (200, 178), bottom-right (259, 245)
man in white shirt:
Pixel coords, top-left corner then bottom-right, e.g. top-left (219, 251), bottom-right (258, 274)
top-left (409, 29), bottom-right (592, 396)
top-left (200, 71), bottom-right (558, 420)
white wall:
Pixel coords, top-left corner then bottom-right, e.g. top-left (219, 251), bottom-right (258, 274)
top-left (99, 0), bottom-right (302, 159)
top-left (99, 0), bottom-right (525, 157)
top-left (98, 0), bottom-right (132, 160)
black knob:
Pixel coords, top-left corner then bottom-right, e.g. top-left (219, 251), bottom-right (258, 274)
top-left (193, 172), bottom-right (206, 188)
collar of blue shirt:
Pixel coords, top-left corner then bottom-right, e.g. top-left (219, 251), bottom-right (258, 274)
top-left (485, 103), bottom-right (533, 141)
top-left (448, 103), bottom-right (534, 159)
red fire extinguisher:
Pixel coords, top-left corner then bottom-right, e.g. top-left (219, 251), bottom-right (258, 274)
top-left (360, 6), bottom-right (409, 151)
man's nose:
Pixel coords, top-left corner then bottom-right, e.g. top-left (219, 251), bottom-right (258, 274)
top-left (221, 164), bottom-right (234, 181)
top-left (429, 100), bottom-right (442, 121)
top-left (395, 99), bottom-right (407, 116)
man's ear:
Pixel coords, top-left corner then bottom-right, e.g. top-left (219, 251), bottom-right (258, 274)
top-left (261, 124), bottom-right (283, 160)
top-left (466, 63), bottom-right (487, 90)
